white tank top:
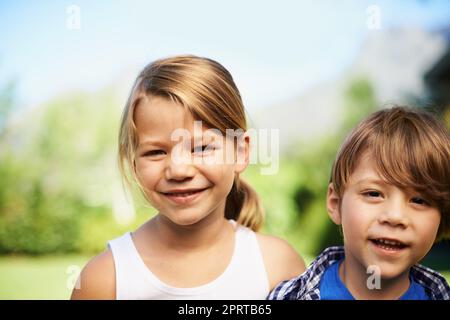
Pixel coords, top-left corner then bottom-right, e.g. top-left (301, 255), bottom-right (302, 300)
top-left (108, 220), bottom-right (270, 300)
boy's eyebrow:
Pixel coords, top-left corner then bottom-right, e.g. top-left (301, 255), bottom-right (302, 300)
top-left (354, 178), bottom-right (387, 186)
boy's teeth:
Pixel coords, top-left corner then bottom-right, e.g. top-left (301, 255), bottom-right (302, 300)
top-left (373, 238), bottom-right (405, 248)
top-left (380, 239), bottom-right (398, 245)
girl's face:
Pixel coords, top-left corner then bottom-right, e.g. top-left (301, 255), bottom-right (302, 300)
top-left (134, 95), bottom-right (249, 226)
top-left (327, 152), bottom-right (441, 280)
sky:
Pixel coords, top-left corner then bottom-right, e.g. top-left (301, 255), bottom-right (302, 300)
top-left (0, 0), bottom-right (449, 112)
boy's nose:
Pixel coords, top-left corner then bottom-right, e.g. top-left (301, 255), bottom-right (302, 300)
top-left (378, 201), bottom-right (410, 229)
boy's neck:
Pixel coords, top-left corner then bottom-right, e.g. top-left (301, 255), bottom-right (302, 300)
top-left (339, 255), bottom-right (411, 300)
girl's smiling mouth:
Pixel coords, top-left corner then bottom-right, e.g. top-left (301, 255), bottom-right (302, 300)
top-left (160, 187), bottom-right (210, 205)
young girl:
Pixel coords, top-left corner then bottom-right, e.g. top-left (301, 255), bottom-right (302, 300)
top-left (71, 55), bottom-right (305, 300)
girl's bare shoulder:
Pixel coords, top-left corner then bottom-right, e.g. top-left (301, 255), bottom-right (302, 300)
top-left (255, 233), bottom-right (306, 290)
top-left (70, 249), bottom-right (116, 300)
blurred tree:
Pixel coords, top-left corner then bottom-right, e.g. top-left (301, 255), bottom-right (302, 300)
top-left (341, 77), bottom-right (378, 133)
top-left (0, 87), bottom-right (153, 254)
top-left (314, 77), bottom-right (378, 254)
top-left (0, 79), bottom-right (15, 136)
top-left (246, 77), bottom-right (378, 257)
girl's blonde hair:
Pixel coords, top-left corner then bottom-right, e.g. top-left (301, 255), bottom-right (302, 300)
top-left (331, 106), bottom-right (450, 240)
top-left (118, 55), bottom-right (264, 231)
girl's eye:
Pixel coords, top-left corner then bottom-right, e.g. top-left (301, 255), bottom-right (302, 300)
top-left (143, 150), bottom-right (166, 157)
top-left (411, 197), bottom-right (429, 206)
top-left (192, 145), bottom-right (214, 155)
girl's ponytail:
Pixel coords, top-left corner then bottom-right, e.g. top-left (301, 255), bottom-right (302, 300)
top-left (225, 176), bottom-right (264, 231)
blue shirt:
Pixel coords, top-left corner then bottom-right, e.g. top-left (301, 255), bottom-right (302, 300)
top-left (268, 247), bottom-right (450, 300)
top-left (319, 259), bottom-right (430, 300)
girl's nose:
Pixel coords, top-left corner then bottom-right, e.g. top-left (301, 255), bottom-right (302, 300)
top-left (164, 152), bottom-right (196, 181)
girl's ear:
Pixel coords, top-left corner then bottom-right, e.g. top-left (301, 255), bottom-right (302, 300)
top-left (234, 132), bottom-right (250, 174)
top-left (327, 183), bottom-right (342, 225)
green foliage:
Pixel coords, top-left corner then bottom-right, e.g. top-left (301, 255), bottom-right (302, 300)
top-left (0, 79), bottom-right (16, 135)
top-left (0, 86), bottom-right (156, 254)
top-left (342, 77), bottom-right (377, 130)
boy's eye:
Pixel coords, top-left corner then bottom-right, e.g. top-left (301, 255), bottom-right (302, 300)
top-left (411, 197), bottom-right (429, 206)
top-left (363, 191), bottom-right (382, 198)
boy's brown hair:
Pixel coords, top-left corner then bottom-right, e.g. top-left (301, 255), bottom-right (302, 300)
top-left (330, 106), bottom-right (450, 240)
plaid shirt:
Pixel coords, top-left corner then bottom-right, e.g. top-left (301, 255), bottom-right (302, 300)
top-left (267, 246), bottom-right (450, 300)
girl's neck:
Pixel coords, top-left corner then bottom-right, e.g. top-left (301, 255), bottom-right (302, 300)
top-left (339, 254), bottom-right (411, 300)
top-left (150, 208), bottom-right (233, 252)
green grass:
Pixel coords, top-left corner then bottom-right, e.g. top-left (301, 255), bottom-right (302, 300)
top-left (0, 255), bottom-right (449, 300)
top-left (0, 255), bottom-right (90, 300)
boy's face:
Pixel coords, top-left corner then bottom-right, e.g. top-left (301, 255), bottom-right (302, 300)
top-left (327, 152), bottom-right (441, 279)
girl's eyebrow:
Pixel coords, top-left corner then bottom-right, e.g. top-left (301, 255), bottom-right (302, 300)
top-left (193, 135), bottom-right (217, 144)
top-left (138, 133), bottom-right (220, 149)
top-left (138, 139), bottom-right (166, 149)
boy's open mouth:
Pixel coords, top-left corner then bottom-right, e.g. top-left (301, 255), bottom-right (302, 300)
top-left (369, 238), bottom-right (408, 251)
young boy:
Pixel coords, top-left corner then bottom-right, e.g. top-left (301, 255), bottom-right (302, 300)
top-left (269, 106), bottom-right (450, 300)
